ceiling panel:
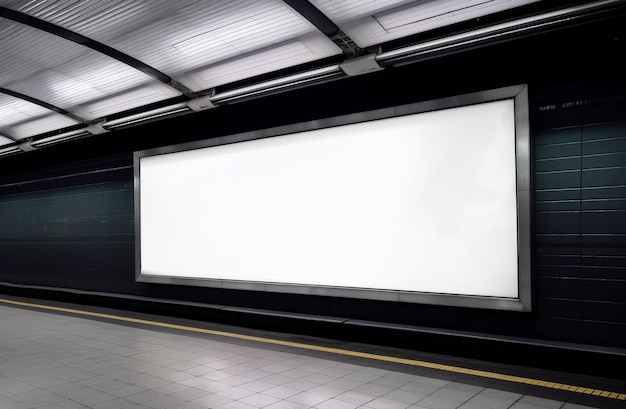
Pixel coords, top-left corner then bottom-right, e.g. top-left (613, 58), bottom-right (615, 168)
top-left (0, 93), bottom-right (79, 139)
top-left (0, 18), bottom-right (180, 120)
top-left (0, 0), bottom-right (615, 159)
top-left (182, 37), bottom-right (338, 91)
top-left (1, 0), bottom-right (342, 91)
top-left (8, 113), bottom-right (78, 140)
top-left (0, 135), bottom-right (14, 146)
top-left (309, 0), bottom-right (541, 47)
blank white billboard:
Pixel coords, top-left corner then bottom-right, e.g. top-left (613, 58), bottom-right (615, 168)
top-left (136, 85), bottom-right (530, 310)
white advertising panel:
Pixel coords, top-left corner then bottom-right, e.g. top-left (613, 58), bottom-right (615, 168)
top-left (135, 85), bottom-right (530, 310)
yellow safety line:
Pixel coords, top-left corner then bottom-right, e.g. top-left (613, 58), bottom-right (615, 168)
top-left (0, 297), bottom-right (624, 401)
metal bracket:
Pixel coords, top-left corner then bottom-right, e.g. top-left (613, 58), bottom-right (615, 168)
top-left (340, 53), bottom-right (384, 77)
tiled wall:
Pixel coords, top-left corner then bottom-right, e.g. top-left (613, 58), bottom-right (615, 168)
top-left (0, 161), bottom-right (134, 292)
top-left (534, 89), bottom-right (626, 346)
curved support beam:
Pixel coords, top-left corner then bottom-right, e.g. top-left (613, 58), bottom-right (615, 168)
top-left (0, 87), bottom-right (86, 124)
top-left (0, 6), bottom-right (194, 96)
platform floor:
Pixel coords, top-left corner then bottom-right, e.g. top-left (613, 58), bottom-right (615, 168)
top-left (0, 295), bottom-right (624, 409)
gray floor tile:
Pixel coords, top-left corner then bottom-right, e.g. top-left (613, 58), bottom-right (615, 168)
top-left (335, 389), bottom-right (378, 405)
top-left (399, 381), bottom-right (443, 396)
top-left (282, 378), bottom-right (322, 391)
top-left (140, 394), bottom-right (186, 409)
top-left (516, 395), bottom-right (566, 408)
top-left (189, 393), bottom-right (234, 407)
top-left (37, 401), bottom-right (90, 409)
top-left (561, 404), bottom-right (601, 409)
top-left (345, 370), bottom-right (383, 383)
top-left (199, 369), bottom-right (232, 382)
top-left (372, 375), bottom-right (415, 390)
top-left (215, 385), bottom-right (257, 400)
top-left (19, 392), bottom-right (67, 408)
top-left (416, 395), bottom-right (464, 409)
top-left (0, 300), bottom-right (623, 409)
top-left (238, 392), bottom-right (282, 407)
top-left (478, 388), bottom-right (523, 401)
top-left (286, 390), bottom-right (332, 406)
top-left (240, 379), bottom-right (277, 393)
top-left (327, 377), bottom-right (364, 390)
top-left (299, 372), bottom-right (337, 385)
top-left (0, 401), bottom-right (31, 409)
top-left (308, 384), bottom-right (348, 398)
top-left (220, 374), bottom-right (256, 386)
top-left (71, 391), bottom-right (118, 406)
top-left (168, 386), bottom-right (211, 401)
top-left (428, 387), bottom-right (480, 403)
top-left (261, 373), bottom-right (297, 386)
top-left (264, 400), bottom-right (310, 409)
top-left (213, 401), bottom-right (258, 409)
top-left (125, 390), bottom-right (169, 405)
top-left (166, 402), bottom-right (208, 409)
top-left (193, 380), bottom-right (232, 393)
top-left (463, 393), bottom-right (521, 409)
top-left (318, 366), bottom-right (355, 378)
top-left (315, 398), bottom-right (362, 409)
top-left (363, 396), bottom-right (415, 409)
top-left (89, 398), bottom-right (137, 409)
top-left (23, 375), bottom-right (68, 388)
top-left (353, 382), bottom-right (395, 397)
top-left (383, 388), bottom-right (427, 404)
top-left (262, 385), bottom-right (302, 399)
top-left (509, 403), bottom-right (558, 409)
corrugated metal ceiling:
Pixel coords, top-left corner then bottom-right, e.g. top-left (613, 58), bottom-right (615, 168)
top-left (0, 0), bottom-right (621, 157)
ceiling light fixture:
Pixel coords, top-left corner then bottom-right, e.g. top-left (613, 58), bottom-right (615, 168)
top-left (209, 65), bottom-right (345, 105)
top-left (376, 0), bottom-right (623, 66)
top-left (31, 129), bottom-right (91, 148)
top-left (104, 103), bottom-right (190, 130)
top-left (186, 95), bottom-right (216, 112)
top-left (340, 53), bottom-right (383, 76)
top-left (0, 145), bottom-right (21, 157)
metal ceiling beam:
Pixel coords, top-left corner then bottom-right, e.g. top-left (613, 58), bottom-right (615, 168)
top-left (0, 87), bottom-right (86, 124)
top-left (0, 6), bottom-right (194, 97)
top-left (282, 0), bottom-right (338, 36)
top-left (282, 0), bottom-right (365, 57)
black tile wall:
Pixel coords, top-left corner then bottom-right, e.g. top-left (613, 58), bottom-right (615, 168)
top-left (0, 157), bottom-right (134, 293)
top-left (534, 86), bottom-right (626, 348)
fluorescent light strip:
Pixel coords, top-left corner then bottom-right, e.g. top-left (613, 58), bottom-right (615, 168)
top-left (210, 65), bottom-right (344, 104)
top-left (377, 0), bottom-right (622, 65)
top-left (0, 146), bottom-right (21, 157)
top-left (104, 103), bottom-right (190, 129)
top-left (31, 130), bottom-right (91, 148)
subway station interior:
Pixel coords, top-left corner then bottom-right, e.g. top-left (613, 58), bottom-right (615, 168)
top-left (1, 1), bottom-right (626, 408)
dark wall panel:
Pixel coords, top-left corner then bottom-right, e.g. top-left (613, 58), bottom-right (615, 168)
top-left (533, 80), bottom-right (626, 348)
top-left (0, 160), bottom-right (134, 293)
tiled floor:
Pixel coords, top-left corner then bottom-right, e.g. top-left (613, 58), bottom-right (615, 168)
top-left (0, 295), bottom-right (624, 409)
